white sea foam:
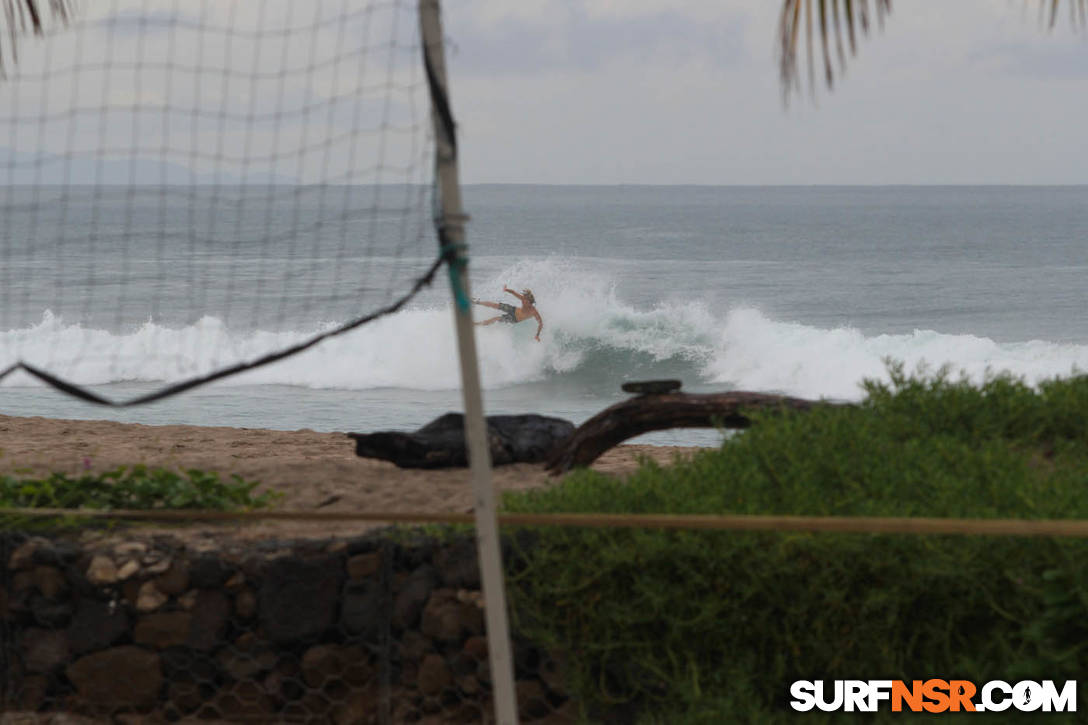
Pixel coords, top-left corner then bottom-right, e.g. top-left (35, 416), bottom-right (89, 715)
top-left (703, 307), bottom-right (1088, 400)
top-left (3, 261), bottom-right (1087, 399)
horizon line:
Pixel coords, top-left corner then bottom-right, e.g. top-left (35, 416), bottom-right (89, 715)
top-left (2, 182), bottom-right (1086, 189)
top-left (461, 182), bottom-right (1088, 188)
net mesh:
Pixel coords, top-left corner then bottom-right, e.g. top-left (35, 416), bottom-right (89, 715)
top-left (0, 0), bottom-right (436, 404)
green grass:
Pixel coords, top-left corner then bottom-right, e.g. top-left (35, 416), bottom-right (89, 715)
top-left (0, 465), bottom-right (278, 528)
top-left (502, 365), bottom-right (1088, 723)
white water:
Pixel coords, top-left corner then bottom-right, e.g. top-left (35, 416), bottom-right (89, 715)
top-left (5, 260), bottom-right (1087, 405)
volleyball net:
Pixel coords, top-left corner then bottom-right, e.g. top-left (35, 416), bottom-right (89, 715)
top-left (0, 0), bottom-right (439, 404)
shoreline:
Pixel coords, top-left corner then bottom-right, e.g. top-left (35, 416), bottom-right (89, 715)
top-left (0, 413), bottom-right (702, 544)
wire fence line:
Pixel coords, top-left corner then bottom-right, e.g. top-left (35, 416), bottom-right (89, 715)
top-left (6, 507), bottom-right (1088, 537)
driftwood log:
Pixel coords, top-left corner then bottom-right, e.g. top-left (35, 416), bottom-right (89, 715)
top-left (545, 391), bottom-right (843, 474)
top-left (349, 412), bottom-right (575, 468)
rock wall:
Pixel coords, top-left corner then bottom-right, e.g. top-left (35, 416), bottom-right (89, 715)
top-left (0, 531), bottom-right (571, 723)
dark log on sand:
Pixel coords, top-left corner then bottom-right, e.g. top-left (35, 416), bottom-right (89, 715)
top-left (545, 390), bottom-right (845, 474)
top-left (349, 413), bottom-right (575, 469)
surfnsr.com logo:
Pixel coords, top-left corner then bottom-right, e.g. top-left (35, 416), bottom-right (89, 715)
top-left (789, 680), bottom-right (1077, 713)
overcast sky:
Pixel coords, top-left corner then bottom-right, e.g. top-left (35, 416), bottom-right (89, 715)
top-left (2, 1), bottom-right (1086, 186)
top-left (445, 0), bottom-right (1088, 185)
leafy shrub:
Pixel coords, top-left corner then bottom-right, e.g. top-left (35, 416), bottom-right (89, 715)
top-left (0, 465), bottom-right (277, 528)
top-left (503, 368), bottom-right (1088, 722)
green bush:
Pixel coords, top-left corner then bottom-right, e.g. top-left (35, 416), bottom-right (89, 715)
top-left (0, 465), bottom-right (277, 528)
top-left (503, 367), bottom-right (1088, 722)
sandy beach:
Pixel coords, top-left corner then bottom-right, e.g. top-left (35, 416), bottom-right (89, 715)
top-left (0, 413), bottom-right (701, 544)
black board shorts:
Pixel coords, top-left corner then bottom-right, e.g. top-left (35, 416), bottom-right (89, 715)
top-left (497, 303), bottom-right (518, 323)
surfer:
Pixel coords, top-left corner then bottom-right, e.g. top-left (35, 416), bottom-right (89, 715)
top-left (473, 286), bottom-right (543, 341)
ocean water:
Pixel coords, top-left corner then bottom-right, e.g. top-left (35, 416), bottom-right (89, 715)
top-left (2, 184), bottom-right (1087, 447)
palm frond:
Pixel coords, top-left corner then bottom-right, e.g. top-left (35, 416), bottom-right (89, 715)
top-left (0, 0), bottom-right (75, 76)
top-left (1054, 0), bottom-right (1088, 29)
top-left (778, 0), bottom-right (890, 104)
top-left (778, 0), bottom-right (1086, 104)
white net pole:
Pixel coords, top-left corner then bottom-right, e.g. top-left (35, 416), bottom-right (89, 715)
top-left (418, 1), bottom-right (519, 723)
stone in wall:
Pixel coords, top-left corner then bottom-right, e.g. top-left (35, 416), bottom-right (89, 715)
top-left (66, 645), bottom-right (164, 709)
top-left (393, 564), bottom-right (439, 630)
top-left (258, 554), bottom-right (344, 643)
top-left (67, 598), bottom-right (130, 653)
